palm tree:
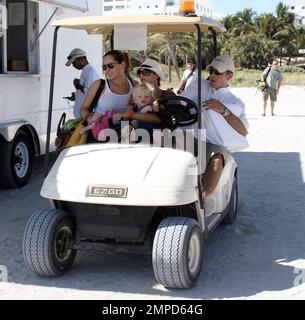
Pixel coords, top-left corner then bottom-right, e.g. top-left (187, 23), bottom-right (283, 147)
top-left (112, 3), bottom-right (304, 75)
top-left (148, 32), bottom-right (189, 80)
top-left (256, 13), bottom-right (277, 39)
top-left (273, 2), bottom-right (297, 64)
top-left (176, 32), bottom-right (215, 69)
top-left (231, 8), bottom-right (257, 36)
top-left (221, 32), bottom-right (267, 68)
top-left (296, 28), bottom-right (305, 49)
top-left (222, 15), bottom-right (236, 32)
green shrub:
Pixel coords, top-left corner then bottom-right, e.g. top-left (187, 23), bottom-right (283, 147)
top-left (280, 65), bottom-right (305, 73)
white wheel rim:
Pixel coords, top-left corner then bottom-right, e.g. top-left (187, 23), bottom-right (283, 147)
top-left (14, 142), bottom-right (29, 178)
top-left (188, 231), bottom-right (201, 276)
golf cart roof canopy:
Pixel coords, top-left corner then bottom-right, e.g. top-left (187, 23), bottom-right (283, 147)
top-left (51, 15), bottom-right (226, 34)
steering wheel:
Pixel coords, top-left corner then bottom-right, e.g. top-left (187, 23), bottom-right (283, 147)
top-left (157, 96), bottom-right (198, 130)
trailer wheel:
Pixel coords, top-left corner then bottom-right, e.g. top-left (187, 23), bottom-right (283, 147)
top-left (152, 217), bottom-right (203, 289)
top-left (222, 177), bottom-right (238, 225)
top-left (23, 209), bottom-right (77, 276)
top-left (0, 130), bottom-right (34, 188)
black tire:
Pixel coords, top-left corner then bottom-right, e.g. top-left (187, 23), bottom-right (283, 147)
top-left (23, 209), bottom-right (77, 276)
top-left (0, 130), bottom-right (34, 188)
top-left (222, 177), bottom-right (238, 225)
top-left (152, 217), bottom-right (203, 289)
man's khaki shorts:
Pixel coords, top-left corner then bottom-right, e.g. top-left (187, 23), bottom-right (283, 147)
top-left (194, 140), bottom-right (227, 175)
top-left (175, 133), bottom-right (227, 175)
top-left (263, 87), bottom-right (277, 102)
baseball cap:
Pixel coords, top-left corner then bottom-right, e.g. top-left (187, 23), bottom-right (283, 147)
top-left (66, 48), bottom-right (86, 66)
top-left (207, 55), bottom-right (235, 73)
top-left (133, 58), bottom-right (164, 81)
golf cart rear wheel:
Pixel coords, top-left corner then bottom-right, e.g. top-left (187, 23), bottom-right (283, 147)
top-left (0, 130), bottom-right (34, 188)
top-left (222, 176), bottom-right (238, 225)
top-left (23, 209), bottom-right (77, 276)
top-left (152, 217), bottom-right (203, 289)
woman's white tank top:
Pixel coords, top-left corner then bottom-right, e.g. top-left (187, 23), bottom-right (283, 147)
top-left (95, 78), bottom-right (133, 115)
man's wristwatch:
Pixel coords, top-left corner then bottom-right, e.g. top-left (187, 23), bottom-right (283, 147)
top-left (222, 107), bottom-right (231, 117)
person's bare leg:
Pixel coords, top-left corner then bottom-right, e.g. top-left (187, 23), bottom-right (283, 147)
top-left (202, 153), bottom-right (224, 197)
top-left (262, 98), bottom-right (267, 116)
top-left (271, 100), bottom-right (275, 115)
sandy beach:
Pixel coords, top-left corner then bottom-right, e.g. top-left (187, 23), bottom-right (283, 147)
top-left (1, 85), bottom-right (305, 300)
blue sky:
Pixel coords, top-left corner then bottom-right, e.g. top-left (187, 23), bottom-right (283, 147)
top-left (212, 0), bottom-right (289, 16)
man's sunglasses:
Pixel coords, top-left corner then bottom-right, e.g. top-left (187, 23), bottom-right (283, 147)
top-left (209, 68), bottom-right (225, 76)
top-left (137, 68), bottom-right (154, 76)
top-left (102, 62), bottom-right (119, 71)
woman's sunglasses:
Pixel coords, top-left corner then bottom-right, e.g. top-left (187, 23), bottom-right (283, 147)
top-left (137, 68), bottom-right (154, 76)
top-left (209, 68), bottom-right (225, 76)
top-left (102, 62), bottom-right (119, 71)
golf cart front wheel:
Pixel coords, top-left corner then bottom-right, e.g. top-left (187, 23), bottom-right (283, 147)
top-left (152, 217), bottom-right (203, 289)
top-left (23, 209), bottom-right (77, 276)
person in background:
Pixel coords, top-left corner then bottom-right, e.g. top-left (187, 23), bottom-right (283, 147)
top-left (177, 58), bottom-right (198, 94)
top-left (261, 60), bottom-right (283, 116)
top-left (66, 48), bottom-right (99, 118)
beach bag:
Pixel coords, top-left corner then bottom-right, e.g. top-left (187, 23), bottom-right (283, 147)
top-left (256, 80), bottom-right (267, 92)
top-left (256, 67), bottom-right (271, 92)
top-left (56, 79), bottom-right (105, 150)
top-left (55, 113), bottom-right (69, 150)
top-left (65, 120), bottom-right (88, 148)
top-left (55, 113), bottom-right (82, 151)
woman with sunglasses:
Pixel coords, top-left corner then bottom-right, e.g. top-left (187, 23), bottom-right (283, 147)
top-left (134, 58), bottom-right (174, 99)
top-left (80, 50), bottom-right (134, 125)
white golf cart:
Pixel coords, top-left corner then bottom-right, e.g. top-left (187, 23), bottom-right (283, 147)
top-left (22, 14), bottom-right (238, 289)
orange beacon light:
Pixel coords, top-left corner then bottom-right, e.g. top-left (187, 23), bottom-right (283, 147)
top-left (179, 0), bottom-right (196, 16)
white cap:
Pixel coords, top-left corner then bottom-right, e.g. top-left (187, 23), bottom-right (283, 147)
top-left (66, 48), bottom-right (86, 66)
top-left (133, 58), bottom-right (164, 81)
top-left (207, 55), bottom-right (235, 73)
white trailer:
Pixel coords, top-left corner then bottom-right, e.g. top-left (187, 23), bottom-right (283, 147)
top-left (0, 0), bottom-right (102, 188)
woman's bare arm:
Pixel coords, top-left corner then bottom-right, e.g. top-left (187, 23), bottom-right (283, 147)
top-left (79, 80), bottom-right (103, 120)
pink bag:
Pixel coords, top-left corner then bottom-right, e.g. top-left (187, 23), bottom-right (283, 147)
top-left (91, 110), bottom-right (117, 140)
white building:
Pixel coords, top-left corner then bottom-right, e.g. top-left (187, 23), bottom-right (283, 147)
top-left (102, 0), bottom-right (215, 17)
top-left (288, 0), bottom-right (305, 28)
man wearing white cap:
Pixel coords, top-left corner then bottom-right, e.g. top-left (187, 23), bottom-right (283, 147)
top-left (181, 54), bottom-right (249, 203)
top-left (66, 48), bottom-right (99, 118)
